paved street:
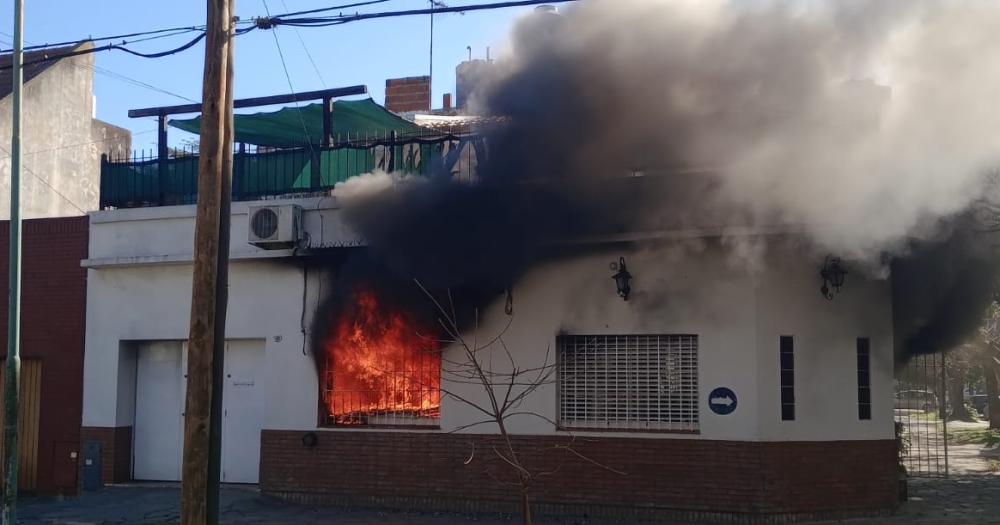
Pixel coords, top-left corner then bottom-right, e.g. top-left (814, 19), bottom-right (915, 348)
top-left (13, 473), bottom-right (1000, 525)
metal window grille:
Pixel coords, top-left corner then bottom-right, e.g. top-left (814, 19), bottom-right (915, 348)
top-left (857, 337), bottom-right (872, 420)
top-left (557, 334), bottom-right (699, 432)
top-left (322, 352), bottom-right (440, 428)
top-left (780, 336), bottom-right (795, 421)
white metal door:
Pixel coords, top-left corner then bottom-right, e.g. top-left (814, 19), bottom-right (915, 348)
top-left (221, 340), bottom-right (266, 483)
top-left (133, 341), bottom-right (184, 481)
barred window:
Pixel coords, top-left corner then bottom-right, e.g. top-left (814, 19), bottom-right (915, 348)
top-left (857, 337), bottom-right (872, 420)
top-left (557, 334), bottom-right (699, 432)
top-left (780, 336), bottom-right (795, 421)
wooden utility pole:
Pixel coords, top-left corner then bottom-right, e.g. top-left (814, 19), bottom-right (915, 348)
top-left (3, 0), bottom-right (24, 522)
top-left (181, 0), bottom-right (235, 523)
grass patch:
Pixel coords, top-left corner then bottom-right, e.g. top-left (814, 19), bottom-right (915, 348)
top-left (949, 428), bottom-right (1000, 447)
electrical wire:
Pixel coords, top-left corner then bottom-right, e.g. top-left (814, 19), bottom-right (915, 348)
top-left (280, 0), bottom-right (328, 87)
top-left (262, 0), bottom-right (315, 149)
top-left (87, 64), bottom-right (199, 103)
top-left (0, 129), bottom-right (157, 161)
top-left (267, 0), bottom-right (392, 19)
top-left (273, 0), bottom-right (577, 27)
top-left (0, 0), bottom-right (386, 55)
top-left (0, 24), bottom-right (259, 71)
top-left (0, 142), bottom-right (89, 214)
top-left (0, 0), bottom-right (575, 72)
top-left (0, 31), bottom-right (198, 103)
top-left (7, 25), bottom-right (206, 53)
top-left (0, 31), bottom-right (209, 71)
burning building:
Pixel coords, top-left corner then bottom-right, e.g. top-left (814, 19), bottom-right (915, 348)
top-left (80, 192), bottom-right (899, 520)
top-left (79, 0), bottom-right (1000, 522)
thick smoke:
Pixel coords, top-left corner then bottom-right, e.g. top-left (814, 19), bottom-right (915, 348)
top-left (335, 0), bottom-right (1000, 359)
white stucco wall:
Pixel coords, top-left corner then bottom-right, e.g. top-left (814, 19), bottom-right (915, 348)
top-left (83, 259), bottom-right (327, 430)
top-left (82, 201), bottom-right (894, 443)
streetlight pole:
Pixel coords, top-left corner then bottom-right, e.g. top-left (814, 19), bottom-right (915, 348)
top-left (3, 0), bottom-right (24, 525)
top-left (3, 0), bottom-right (24, 522)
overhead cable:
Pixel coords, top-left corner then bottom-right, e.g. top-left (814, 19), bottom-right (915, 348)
top-left (0, 0), bottom-right (576, 71)
top-left (270, 0), bottom-right (577, 27)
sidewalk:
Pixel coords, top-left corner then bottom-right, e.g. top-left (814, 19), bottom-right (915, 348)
top-left (17, 484), bottom-right (601, 525)
top-left (16, 475), bottom-right (1000, 525)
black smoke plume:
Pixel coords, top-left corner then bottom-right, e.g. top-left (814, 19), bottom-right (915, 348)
top-left (331, 1), bottom-right (1000, 360)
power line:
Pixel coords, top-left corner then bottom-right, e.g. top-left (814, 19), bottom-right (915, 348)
top-left (0, 31), bottom-right (198, 103)
top-left (268, 0), bottom-right (392, 19)
top-left (87, 64), bottom-right (199, 103)
top-left (261, 0), bottom-right (315, 148)
top-left (6, 25), bottom-right (206, 53)
top-left (0, 129), bottom-right (157, 161)
top-left (0, 0), bottom-right (386, 55)
top-left (0, 0), bottom-right (577, 75)
top-left (279, 0), bottom-right (327, 87)
top-left (0, 142), bottom-right (88, 215)
top-left (0, 31), bottom-right (214, 71)
top-left (273, 0), bottom-right (577, 27)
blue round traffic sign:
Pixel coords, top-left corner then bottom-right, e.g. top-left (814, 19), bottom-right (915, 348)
top-left (708, 387), bottom-right (737, 415)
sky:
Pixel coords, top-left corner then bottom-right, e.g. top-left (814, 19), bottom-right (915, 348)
top-left (0, 0), bottom-right (539, 150)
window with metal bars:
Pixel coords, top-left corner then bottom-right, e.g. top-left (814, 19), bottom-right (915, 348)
top-left (557, 334), bottom-right (699, 432)
top-left (780, 336), bottom-right (795, 421)
top-left (321, 352), bottom-right (441, 428)
top-left (857, 337), bottom-right (872, 420)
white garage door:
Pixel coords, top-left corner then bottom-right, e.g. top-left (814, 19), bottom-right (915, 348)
top-left (132, 340), bottom-right (266, 483)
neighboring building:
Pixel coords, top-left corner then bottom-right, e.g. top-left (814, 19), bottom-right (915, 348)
top-left (0, 42), bottom-right (131, 219)
top-left (455, 59), bottom-right (493, 110)
top-left (0, 216), bottom-right (89, 495)
top-left (384, 75), bottom-right (431, 114)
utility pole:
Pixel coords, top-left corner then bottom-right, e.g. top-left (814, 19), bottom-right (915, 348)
top-left (429, 0), bottom-right (435, 94)
top-left (3, 0), bottom-right (24, 522)
top-left (180, 0), bottom-right (235, 523)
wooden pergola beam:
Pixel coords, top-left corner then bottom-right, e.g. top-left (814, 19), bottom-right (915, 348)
top-left (127, 85), bottom-right (368, 118)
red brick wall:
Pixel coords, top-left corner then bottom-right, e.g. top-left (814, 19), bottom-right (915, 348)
top-left (260, 430), bottom-right (897, 522)
top-left (0, 217), bottom-right (88, 495)
top-left (385, 76), bottom-right (431, 113)
top-left (80, 426), bottom-right (132, 484)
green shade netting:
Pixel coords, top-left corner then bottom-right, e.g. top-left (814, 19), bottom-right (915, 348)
top-left (168, 97), bottom-right (428, 148)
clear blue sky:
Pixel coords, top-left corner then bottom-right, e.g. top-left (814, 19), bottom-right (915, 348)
top-left (0, 0), bottom-right (537, 151)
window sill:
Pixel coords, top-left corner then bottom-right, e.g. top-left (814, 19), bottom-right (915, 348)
top-left (320, 424), bottom-right (442, 431)
top-left (556, 425), bottom-right (700, 435)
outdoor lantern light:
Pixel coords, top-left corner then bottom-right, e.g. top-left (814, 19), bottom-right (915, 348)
top-left (820, 256), bottom-right (847, 300)
top-left (612, 257), bottom-right (633, 301)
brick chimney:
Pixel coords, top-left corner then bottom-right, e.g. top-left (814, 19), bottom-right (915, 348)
top-left (385, 76), bottom-right (431, 113)
top-left (443, 93), bottom-right (452, 111)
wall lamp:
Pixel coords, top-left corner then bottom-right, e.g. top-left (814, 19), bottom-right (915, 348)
top-left (820, 256), bottom-right (847, 300)
top-left (611, 257), bottom-right (632, 301)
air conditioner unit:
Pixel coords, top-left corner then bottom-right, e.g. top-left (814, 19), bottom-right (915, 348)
top-left (247, 204), bottom-right (302, 249)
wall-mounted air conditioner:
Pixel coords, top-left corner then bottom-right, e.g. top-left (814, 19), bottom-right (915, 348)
top-left (247, 204), bottom-right (302, 249)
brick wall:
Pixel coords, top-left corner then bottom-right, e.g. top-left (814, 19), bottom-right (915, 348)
top-left (80, 426), bottom-right (132, 484)
top-left (385, 76), bottom-right (431, 113)
top-left (261, 430), bottom-right (897, 522)
top-left (0, 217), bottom-right (88, 495)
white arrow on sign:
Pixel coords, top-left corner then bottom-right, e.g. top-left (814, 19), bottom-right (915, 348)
top-left (711, 396), bottom-right (734, 407)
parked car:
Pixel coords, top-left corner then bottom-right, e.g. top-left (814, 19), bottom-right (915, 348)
top-left (969, 394), bottom-right (996, 418)
top-left (895, 390), bottom-right (939, 412)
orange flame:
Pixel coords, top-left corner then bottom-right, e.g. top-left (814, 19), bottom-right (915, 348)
top-left (322, 288), bottom-right (441, 426)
